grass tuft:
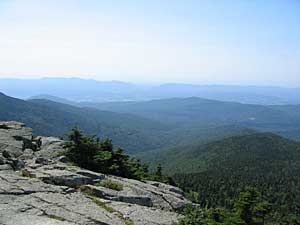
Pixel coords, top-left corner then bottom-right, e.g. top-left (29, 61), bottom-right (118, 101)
top-left (95, 179), bottom-right (124, 191)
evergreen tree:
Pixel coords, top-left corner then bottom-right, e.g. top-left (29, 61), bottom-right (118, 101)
top-left (155, 163), bottom-right (162, 178)
top-left (236, 187), bottom-right (259, 225)
top-left (64, 128), bottom-right (148, 180)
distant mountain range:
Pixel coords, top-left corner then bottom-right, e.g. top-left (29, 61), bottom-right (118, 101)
top-left (2, 90), bottom-right (300, 152)
top-left (1, 92), bottom-right (255, 153)
top-left (24, 92), bottom-right (300, 140)
top-left (0, 78), bottom-right (142, 102)
top-left (1, 77), bottom-right (300, 104)
top-left (83, 97), bottom-right (300, 140)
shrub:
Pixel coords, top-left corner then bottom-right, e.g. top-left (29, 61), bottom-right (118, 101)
top-left (64, 127), bottom-right (148, 180)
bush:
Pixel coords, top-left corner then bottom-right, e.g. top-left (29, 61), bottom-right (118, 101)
top-left (174, 204), bottom-right (204, 225)
top-left (64, 128), bottom-right (148, 180)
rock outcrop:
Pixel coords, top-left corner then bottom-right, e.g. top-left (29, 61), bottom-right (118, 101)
top-left (0, 121), bottom-right (191, 225)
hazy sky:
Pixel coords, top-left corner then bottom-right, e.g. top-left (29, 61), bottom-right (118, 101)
top-left (0, 0), bottom-right (299, 86)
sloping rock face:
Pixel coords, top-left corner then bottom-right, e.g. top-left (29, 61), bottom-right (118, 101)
top-left (0, 121), bottom-right (33, 158)
top-left (0, 121), bottom-right (190, 225)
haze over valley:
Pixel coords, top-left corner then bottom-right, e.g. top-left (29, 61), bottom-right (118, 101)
top-left (1, 77), bottom-right (300, 105)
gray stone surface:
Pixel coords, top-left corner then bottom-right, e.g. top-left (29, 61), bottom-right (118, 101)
top-left (0, 171), bottom-right (125, 225)
top-left (36, 136), bottom-right (66, 158)
top-left (82, 184), bottom-right (152, 207)
top-left (0, 121), bottom-right (191, 225)
top-left (107, 176), bottom-right (190, 210)
top-left (146, 181), bottom-right (185, 196)
top-left (0, 155), bottom-right (5, 165)
top-left (107, 201), bottom-right (181, 225)
top-left (0, 121), bottom-right (33, 158)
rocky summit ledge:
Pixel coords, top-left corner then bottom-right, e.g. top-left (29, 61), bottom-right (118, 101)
top-left (0, 121), bottom-right (191, 225)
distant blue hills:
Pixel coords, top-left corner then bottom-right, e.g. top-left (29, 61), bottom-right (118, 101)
top-left (1, 77), bottom-right (299, 104)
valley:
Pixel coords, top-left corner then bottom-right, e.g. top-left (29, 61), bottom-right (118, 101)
top-left (1, 90), bottom-right (300, 224)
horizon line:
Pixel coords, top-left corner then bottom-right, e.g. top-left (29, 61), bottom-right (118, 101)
top-left (0, 76), bottom-right (299, 89)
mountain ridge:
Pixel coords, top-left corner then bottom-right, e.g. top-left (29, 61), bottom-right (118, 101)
top-left (1, 77), bottom-right (300, 104)
top-left (1, 92), bottom-right (262, 154)
top-left (87, 96), bottom-right (300, 139)
top-left (0, 92), bottom-right (170, 153)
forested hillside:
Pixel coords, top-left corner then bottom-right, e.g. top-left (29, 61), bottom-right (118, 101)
top-left (0, 92), bottom-right (170, 153)
top-left (171, 133), bottom-right (300, 223)
top-left (1, 92), bottom-right (251, 154)
top-left (136, 126), bottom-right (256, 172)
top-left (83, 97), bottom-right (300, 140)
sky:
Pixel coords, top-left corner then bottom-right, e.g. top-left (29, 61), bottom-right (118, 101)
top-left (0, 0), bottom-right (299, 86)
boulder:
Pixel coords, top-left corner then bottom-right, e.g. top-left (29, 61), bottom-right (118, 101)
top-left (2, 149), bottom-right (12, 158)
top-left (106, 176), bottom-right (190, 211)
top-left (24, 164), bottom-right (106, 188)
top-left (18, 149), bottom-right (35, 160)
top-left (0, 121), bottom-right (33, 158)
top-left (57, 155), bottom-right (69, 163)
top-left (147, 181), bottom-right (185, 195)
top-left (82, 185), bottom-right (152, 207)
top-left (35, 157), bottom-right (49, 165)
top-left (36, 137), bottom-right (65, 159)
top-left (11, 159), bottom-right (25, 170)
top-left (37, 169), bottom-right (94, 188)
